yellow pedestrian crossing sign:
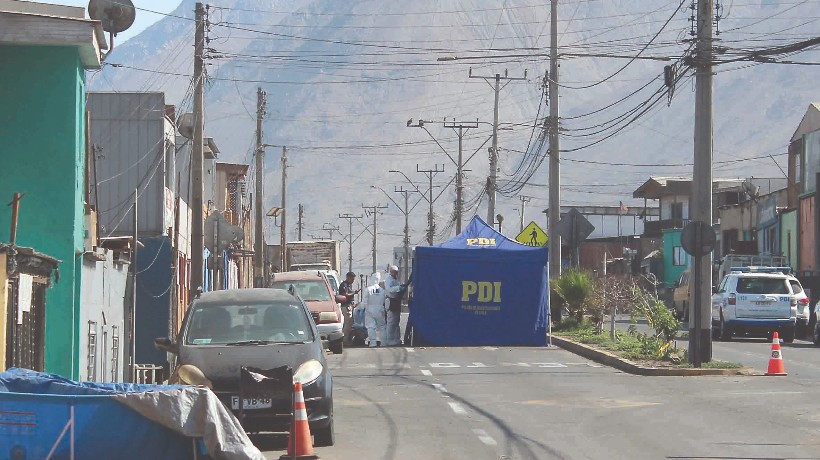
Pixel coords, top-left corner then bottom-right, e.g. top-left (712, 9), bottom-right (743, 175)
top-left (516, 221), bottom-right (548, 247)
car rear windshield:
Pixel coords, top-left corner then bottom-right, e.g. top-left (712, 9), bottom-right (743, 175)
top-left (735, 277), bottom-right (790, 294)
top-left (185, 302), bottom-right (314, 345)
top-left (270, 280), bottom-right (331, 302)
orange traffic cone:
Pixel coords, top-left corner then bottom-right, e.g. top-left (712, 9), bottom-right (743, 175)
top-left (280, 382), bottom-right (320, 460)
top-left (765, 331), bottom-right (787, 376)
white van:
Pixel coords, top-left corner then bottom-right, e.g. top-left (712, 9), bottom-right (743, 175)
top-left (711, 267), bottom-right (807, 343)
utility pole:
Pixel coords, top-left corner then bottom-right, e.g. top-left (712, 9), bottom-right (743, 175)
top-left (444, 119), bottom-right (479, 234)
top-left (417, 165), bottom-right (445, 245)
top-left (362, 204), bottom-right (388, 273)
top-left (519, 195), bottom-right (531, 232)
top-left (322, 223), bottom-right (339, 240)
top-left (397, 187), bottom-right (412, 283)
top-left (690, 0), bottom-right (715, 365)
top-left (469, 69), bottom-right (527, 223)
top-left (253, 87), bottom-right (266, 287)
top-left (338, 213), bottom-right (361, 273)
top-left (548, 0), bottom-right (562, 282)
top-left (297, 204), bottom-right (304, 241)
top-left (373, 185), bottom-right (418, 283)
top-left (190, 2), bottom-right (206, 298)
top-left (280, 146), bottom-right (287, 268)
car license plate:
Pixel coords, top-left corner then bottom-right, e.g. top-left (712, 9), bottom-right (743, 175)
top-left (231, 396), bottom-right (272, 410)
top-left (754, 301), bottom-right (771, 306)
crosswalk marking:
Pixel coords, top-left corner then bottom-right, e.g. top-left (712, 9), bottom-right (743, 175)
top-left (448, 401), bottom-right (467, 415)
top-left (472, 429), bottom-right (497, 446)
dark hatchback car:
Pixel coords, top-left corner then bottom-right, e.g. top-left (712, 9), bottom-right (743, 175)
top-left (156, 288), bottom-right (334, 445)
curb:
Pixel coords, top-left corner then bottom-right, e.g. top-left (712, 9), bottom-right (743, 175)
top-left (551, 335), bottom-right (754, 376)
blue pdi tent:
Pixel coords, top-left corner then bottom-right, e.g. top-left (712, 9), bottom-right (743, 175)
top-left (409, 216), bottom-right (550, 346)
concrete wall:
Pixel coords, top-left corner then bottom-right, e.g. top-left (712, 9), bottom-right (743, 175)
top-left (79, 250), bottom-right (128, 382)
top-left (0, 45), bottom-right (86, 378)
top-left (659, 194), bottom-right (689, 220)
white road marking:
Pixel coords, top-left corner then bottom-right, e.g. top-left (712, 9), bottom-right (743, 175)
top-left (533, 362), bottom-right (568, 368)
top-left (420, 369), bottom-right (432, 376)
top-left (565, 362), bottom-right (602, 368)
top-left (430, 362), bottom-right (461, 368)
top-left (727, 391), bottom-right (805, 396)
top-left (501, 362), bottom-right (531, 367)
top-left (432, 383), bottom-right (448, 395)
top-left (448, 401), bottom-right (467, 415)
top-left (483, 346), bottom-right (498, 351)
top-left (472, 429), bottom-right (498, 446)
top-left (405, 347), bottom-right (415, 352)
top-left (467, 362), bottom-right (489, 368)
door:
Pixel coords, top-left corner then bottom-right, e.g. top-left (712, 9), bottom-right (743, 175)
top-left (5, 279), bottom-right (46, 371)
top-left (734, 277), bottom-right (791, 319)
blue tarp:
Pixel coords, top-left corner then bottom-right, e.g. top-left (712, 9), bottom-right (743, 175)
top-left (0, 369), bottom-right (263, 460)
top-left (0, 369), bottom-right (193, 460)
top-left (409, 216), bottom-right (550, 346)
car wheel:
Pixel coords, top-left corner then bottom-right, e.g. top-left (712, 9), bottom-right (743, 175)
top-left (313, 416), bottom-right (334, 447)
top-left (813, 322), bottom-right (820, 346)
top-left (329, 339), bottom-right (343, 354)
top-left (781, 326), bottom-right (795, 343)
top-left (712, 325), bottom-right (720, 340)
top-left (719, 316), bottom-right (732, 341)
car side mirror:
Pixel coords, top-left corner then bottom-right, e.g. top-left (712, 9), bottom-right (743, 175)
top-left (154, 337), bottom-right (178, 354)
top-left (335, 294), bottom-right (347, 304)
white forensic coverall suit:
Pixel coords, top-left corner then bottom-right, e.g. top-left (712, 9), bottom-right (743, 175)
top-left (383, 270), bottom-right (403, 346)
top-left (362, 272), bottom-right (387, 347)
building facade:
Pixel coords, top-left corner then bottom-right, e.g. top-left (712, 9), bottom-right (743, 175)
top-left (0, 3), bottom-right (105, 378)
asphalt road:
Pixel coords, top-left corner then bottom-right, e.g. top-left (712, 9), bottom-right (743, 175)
top-left (259, 342), bottom-right (820, 459)
top-left (613, 315), bottom-right (820, 382)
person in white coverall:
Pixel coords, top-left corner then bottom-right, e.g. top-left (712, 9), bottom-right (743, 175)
top-left (383, 265), bottom-right (403, 346)
top-left (362, 272), bottom-right (387, 347)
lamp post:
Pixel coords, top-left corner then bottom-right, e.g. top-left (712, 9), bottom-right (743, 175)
top-left (266, 206), bottom-right (283, 282)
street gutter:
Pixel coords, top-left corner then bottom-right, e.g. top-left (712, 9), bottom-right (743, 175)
top-left (551, 335), bottom-right (756, 376)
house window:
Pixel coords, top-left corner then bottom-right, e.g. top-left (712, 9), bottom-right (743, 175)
top-left (671, 202), bottom-right (684, 221)
top-left (673, 246), bottom-right (687, 266)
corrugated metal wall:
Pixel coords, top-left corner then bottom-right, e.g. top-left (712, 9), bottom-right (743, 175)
top-left (88, 92), bottom-right (173, 237)
top-left (80, 250), bottom-right (128, 382)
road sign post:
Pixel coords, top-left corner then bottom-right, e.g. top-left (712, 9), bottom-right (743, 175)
top-left (554, 208), bottom-right (595, 268)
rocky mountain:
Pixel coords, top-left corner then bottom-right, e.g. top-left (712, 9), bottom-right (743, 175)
top-left (90, 0), bottom-right (820, 267)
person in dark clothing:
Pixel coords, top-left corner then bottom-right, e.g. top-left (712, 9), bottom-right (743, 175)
top-left (338, 271), bottom-right (359, 346)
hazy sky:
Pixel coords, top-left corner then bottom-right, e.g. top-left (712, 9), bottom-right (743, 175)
top-left (27, 1), bottom-right (178, 43)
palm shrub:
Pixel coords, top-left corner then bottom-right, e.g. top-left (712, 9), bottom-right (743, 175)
top-left (553, 268), bottom-right (593, 322)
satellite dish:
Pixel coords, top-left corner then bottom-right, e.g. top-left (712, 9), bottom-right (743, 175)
top-left (177, 113), bottom-right (195, 139)
top-left (741, 180), bottom-right (760, 201)
top-left (88, 0), bottom-right (136, 34)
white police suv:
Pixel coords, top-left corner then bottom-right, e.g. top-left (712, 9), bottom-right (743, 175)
top-left (711, 267), bottom-right (806, 343)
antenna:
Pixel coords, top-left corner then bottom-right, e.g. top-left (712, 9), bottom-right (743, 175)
top-left (88, 0), bottom-right (136, 60)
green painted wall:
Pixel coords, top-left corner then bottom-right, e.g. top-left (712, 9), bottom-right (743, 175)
top-left (780, 210), bottom-right (798, 269)
top-left (0, 45), bottom-right (86, 378)
top-left (663, 229), bottom-right (688, 288)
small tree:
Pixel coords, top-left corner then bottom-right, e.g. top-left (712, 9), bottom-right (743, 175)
top-left (629, 282), bottom-right (679, 359)
top-left (553, 268), bottom-right (593, 322)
